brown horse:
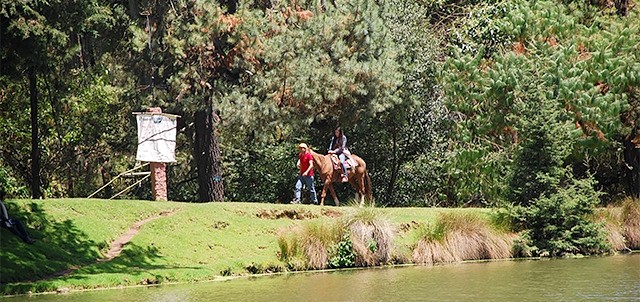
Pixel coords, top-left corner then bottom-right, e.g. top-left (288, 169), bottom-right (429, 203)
top-left (309, 149), bottom-right (372, 206)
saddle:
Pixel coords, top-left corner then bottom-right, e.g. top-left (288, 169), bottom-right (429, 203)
top-left (330, 154), bottom-right (357, 171)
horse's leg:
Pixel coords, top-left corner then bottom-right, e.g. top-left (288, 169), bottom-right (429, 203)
top-left (327, 182), bottom-right (339, 206)
top-left (348, 175), bottom-right (363, 207)
top-left (320, 181), bottom-right (328, 206)
top-left (357, 174), bottom-right (366, 207)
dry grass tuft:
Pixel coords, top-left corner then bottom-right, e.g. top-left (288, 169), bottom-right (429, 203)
top-left (595, 208), bottom-right (627, 252)
top-left (413, 240), bottom-right (457, 264)
top-left (277, 221), bottom-right (341, 270)
top-left (345, 208), bottom-right (396, 266)
top-left (276, 207), bottom-right (396, 270)
top-left (349, 218), bottom-right (395, 266)
top-left (622, 199), bottom-right (640, 249)
top-left (302, 237), bottom-right (328, 269)
top-left (412, 212), bottom-right (516, 265)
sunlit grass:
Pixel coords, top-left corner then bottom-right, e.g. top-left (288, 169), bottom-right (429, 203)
top-left (3, 198), bottom-right (633, 296)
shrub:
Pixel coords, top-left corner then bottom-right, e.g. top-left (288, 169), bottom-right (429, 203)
top-left (346, 210), bottom-right (395, 267)
top-left (508, 177), bottom-right (611, 257)
top-left (328, 234), bottom-right (356, 268)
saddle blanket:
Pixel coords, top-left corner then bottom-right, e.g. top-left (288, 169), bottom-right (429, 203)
top-left (330, 154), bottom-right (357, 170)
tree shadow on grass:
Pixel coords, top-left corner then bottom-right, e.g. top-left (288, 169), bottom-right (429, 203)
top-left (61, 243), bottom-right (203, 284)
top-left (0, 202), bottom-right (101, 284)
top-left (0, 201), bottom-right (201, 295)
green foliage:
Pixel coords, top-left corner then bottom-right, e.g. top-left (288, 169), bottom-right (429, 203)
top-left (217, 0), bottom-right (403, 141)
top-left (2, 0), bottom-right (638, 207)
top-left (328, 233), bottom-right (357, 268)
top-left (224, 142), bottom-right (297, 202)
top-left (344, 0), bottom-right (446, 206)
top-left (507, 97), bottom-right (577, 205)
top-left (441, 144), bottom-right (511, 206)
top-left (440, 0), bottom-right (640, 204)
top-left (0, 167), bottom-right (29, 199)
top-left (1, 0), bottom-right (137, 198)
top-left (506, 176), bottom-right (611, 256)
top-left (447, 0), bottom-right (515, 56)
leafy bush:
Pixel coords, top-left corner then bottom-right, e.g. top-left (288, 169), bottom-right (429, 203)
top-left (0, 166), bottom-right (28, 198)
top-left (507, 176), bottom-right (611, 256)
top-left (328, 234), bottom-right (356, 268)
top-left (224, 143), bottom-right (297, 203)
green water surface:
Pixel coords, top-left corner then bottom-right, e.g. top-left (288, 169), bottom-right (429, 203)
top-left (5, 253), bottom-right (639, 301)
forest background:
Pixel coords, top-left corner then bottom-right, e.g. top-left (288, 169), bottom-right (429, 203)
top-left (1, 0), bottom-right (639, 209)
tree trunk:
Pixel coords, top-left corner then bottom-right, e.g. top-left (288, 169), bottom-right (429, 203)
top-left (29, 67), bottom-right (42, 199)
top-left (386, 123), bottom-right (399, 200)
top-left (194, 109), bottom-right (224, 202)
top-left (128, 0), bottom-right (139, 18)
top-left (623, 127), bottom-right (640, 199)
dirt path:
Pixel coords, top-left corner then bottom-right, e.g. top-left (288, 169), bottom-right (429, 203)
top-left (98, 209), bottom-right (177, 261)
top-left (46, 209), bottom-right (178, 280)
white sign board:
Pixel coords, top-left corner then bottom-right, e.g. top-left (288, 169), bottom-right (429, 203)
top-left (135, 113), bottom-right (178, 162)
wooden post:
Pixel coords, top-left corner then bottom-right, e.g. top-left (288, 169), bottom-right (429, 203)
top-left (147, 107), bottom-right (168, 201)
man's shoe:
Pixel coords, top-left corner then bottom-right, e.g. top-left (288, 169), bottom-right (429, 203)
top-left (341, 175), bottom-right (348, 183)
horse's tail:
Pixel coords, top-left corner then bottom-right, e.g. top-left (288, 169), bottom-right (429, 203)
top-left (364, 170), bottom-right (373, 201)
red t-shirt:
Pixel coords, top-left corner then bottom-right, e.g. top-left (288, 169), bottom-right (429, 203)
top-left (298, 151), bottom-right (314, 176)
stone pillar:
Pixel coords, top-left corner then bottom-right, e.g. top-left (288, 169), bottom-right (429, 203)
top-left (148, 107), bottom-right (168, 201)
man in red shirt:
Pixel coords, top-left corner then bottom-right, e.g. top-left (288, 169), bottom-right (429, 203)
top-left (292, 143), bottom-right (318, 204)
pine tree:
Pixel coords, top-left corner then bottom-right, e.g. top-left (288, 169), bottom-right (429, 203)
top-left (439, 0), bottom-right (640, 203)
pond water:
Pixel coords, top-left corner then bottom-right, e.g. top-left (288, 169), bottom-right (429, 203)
top-left (5, 253), bottom-right (640, 301)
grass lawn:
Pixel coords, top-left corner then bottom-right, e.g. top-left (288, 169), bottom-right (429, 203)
top-left (0, 198), bottom-right (487, 295)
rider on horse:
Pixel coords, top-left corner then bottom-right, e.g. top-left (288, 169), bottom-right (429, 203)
top-left (328, 127), bottom-right (349, 182)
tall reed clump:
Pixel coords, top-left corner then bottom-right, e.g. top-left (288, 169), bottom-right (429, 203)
top-left (622, 199), bottom-right (640, 249)
top-left (277, 208), bottom-right (395, 270)
top-left (343, 208), bottom-right (395, 267)
top-left (594, 207), bottom-right (628, 252)
top-left (412, 212), bottom-right (516, 265)
top-left (277, 221), bottom-right (342, 270)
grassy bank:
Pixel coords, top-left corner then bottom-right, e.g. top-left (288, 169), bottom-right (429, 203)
top-left (0, 199), bottom-right (636, 296)
top-left (0, 199), bottom-right (485, 295)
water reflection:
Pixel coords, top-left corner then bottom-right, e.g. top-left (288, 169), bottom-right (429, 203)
top-left (5, 254), bottom-right (639, 301)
